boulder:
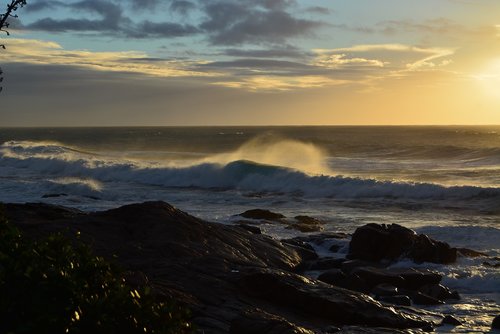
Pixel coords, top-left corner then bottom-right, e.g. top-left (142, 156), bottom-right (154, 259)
top-left (441, 315), bottom-right (462, 326)
top-left (238, 209), bottom-right (285, 221)
top-left (492, 315), bottom-right (500, 329)
top-left (349, 223), bottom-right (457, 264)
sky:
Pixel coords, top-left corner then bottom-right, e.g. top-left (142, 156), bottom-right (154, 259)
top-left (0, 0), bottom-right (499, 126)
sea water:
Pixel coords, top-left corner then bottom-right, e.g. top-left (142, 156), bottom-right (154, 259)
top-left (0, 126), bottom-right (499, 332)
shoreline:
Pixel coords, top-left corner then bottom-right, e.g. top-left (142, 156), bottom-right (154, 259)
top-left (3, 201), bottom-right (498, 333)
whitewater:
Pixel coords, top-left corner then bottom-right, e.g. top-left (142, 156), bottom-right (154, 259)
top-left (0, 126), bottom-right (499, 332)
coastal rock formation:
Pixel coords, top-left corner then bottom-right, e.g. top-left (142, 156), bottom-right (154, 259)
top-left (4, 201), bottom-right (435, 334)
top-left (348, 223), bottom-right (457, 264)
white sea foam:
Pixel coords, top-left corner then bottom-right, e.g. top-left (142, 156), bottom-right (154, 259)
top-left (1, 140), bottom-right (499, 202)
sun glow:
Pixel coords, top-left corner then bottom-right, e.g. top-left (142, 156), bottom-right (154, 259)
top-left (476, 59), bottom-right (500, 99)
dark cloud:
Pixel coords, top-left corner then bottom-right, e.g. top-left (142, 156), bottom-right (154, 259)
top-left (169, 0), bottom-right (196, 15)
top-left (305, 6), bottom-right (331, 15)
top-left (21, 0), bottom-right (325, 45)
top-left (129, 0), bottom-right (162, 11)
top-left (200, 2), bottom-right (323, 45)
top-left (133, 20), bottom-right (198, 38)
top-left (24, 0), bottom-right (66, 12)
top-left (223, 46), bottom-right (308, 59)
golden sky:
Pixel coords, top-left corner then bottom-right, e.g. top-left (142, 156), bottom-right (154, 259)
top-left (0, 0), bottom-right (499, 125)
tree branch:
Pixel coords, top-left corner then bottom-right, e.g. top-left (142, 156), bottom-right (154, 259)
top-left (0, 0), bottom-right (27, 92)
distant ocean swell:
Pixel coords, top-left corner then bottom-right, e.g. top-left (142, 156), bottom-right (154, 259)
top-left (1, 140), bottom-right (499, 200)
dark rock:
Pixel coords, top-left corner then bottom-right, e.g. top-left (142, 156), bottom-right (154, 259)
top-left (372, 284), bottom-right (399, 297)
top-left (5, 201), bottom-right (435, 333)
top-left (409, 234), bottom-right (457, 264)
top-left (281, 239), bottom-right (318, 262)
top-left (378, 295), bottom-right (412, 306)
top-left (419, 284), bottom-right (459, 301)
top-left (349, 224), bottom-right (416, 262)
top-left (390, 268), bottom-right (442, 290)
top-left (351, 267), bottom-right (405, 289)
top-left (441, 315), bottom-right (462, 326)
top-left (349, 223), bottom-right (457, 264)
top-left (294, 215), bottom-right (324, 225)
top-left (492, 315), bottom-right (500, 329)
top-left (341, 260), bottom-right (386, 274)
top-left (42, 193), bottom-right (68, 198)
top-left (239, 269), bottom-right (430, 329)
top-left (238, 209), bottom-right (285, 221)
top-left (482, 261), bottom-right (500, 268)
top-left (308, 257), bottom-right (345, 270)
top-left (456, 248), bottom-right (488, 257)
top-left (318, 269), bottom-right (346, 285)
top-left (410, 292), bottom-right (444, 305)
top-left (230, 309), bottom-right (315, 334)
top-left (337, 273), bottom-right (371, 294)
top-left (237, 224), bottom-right (262, 234)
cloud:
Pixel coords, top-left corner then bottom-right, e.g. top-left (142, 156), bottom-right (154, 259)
top-left (305, 6), bottom-right (331, 15)
top-left (200, 1), bottom-right (323, 45)
top-left (222, 46), bottom-right (308, 59)
top-left (21, 0), bottom-right (325, 45)
top-left (314, 44), bottom-right (455, 72)
top-left (212, 75), bottom-right (345, 91)
top-left (0, 39), bottom-right (217, 78)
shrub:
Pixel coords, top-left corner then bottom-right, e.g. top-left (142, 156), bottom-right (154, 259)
top-left (0, 209), bottom-right (192, 334)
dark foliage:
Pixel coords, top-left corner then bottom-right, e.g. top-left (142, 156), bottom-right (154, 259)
top-left (0, 207), bottom-right (193, 334)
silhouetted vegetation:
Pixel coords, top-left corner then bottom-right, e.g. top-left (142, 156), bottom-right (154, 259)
top-left (0, 207), bottom-right (193, 334)
top-left (1, 0), bottom-right (27, 92)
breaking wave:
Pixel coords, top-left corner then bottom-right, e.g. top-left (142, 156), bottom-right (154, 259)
top-left (1, 140), bottom-right (499, 200)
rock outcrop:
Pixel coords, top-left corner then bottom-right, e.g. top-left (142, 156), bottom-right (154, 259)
top-left (348, 223), bottom-right (457, 264)
top-left (4, 202), bottom-right (435, 334)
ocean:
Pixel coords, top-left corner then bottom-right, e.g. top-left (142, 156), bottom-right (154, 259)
top-left (0, 126), bottom-right (499, 332)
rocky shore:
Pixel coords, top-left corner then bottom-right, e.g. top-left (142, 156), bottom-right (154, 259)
top-left (3, 201), bottom-right (496, 333)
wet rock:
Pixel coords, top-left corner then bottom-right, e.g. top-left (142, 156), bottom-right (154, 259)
top-left (492, 315), bottom-right (500, 329)
top-left (239, 269), bottom-right (431, 329)
top-left (281, 239), bottom-right (318, 262)
top-left (372, 284), bottom-right (399, 297)
top-left (42, 193), bottom-right (68, 198)
top-left (410, 292), bottom-right (444, 305)
top-left (230, 309), bottom-right (315, 334)
top-left (318, 269), bottom-right (346, 285)
top-left (351, 267), bottom-right (405, 289)
top-left (456, 247), bottom-right (488, 257)
top-left (5, 201), bottom-right (436, 333)
top-left (409, 234), bottom-right (457, 264)
top-left (307, 257), bottom-right (345, 270)
top-left (378, 295), bottom-right (412, 306)
top-left (391, 268), bottom-right (442, 290)
top-left (482, 261), bottom-right (500, 268)
top-left (441, 315), bottom-right (462, 326)
top-left (419, 284), bottom-right (460, 301)
top-left (341, 260), bottom-right (386, 274)
top-left (237, 224), bottom-right (262, 234)
top-left (294, 215), bottom-right (324, 225)
top-left (349, 223), bottom-right (457, 264)
top-left (238, 209), bottom-right (285, 221)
